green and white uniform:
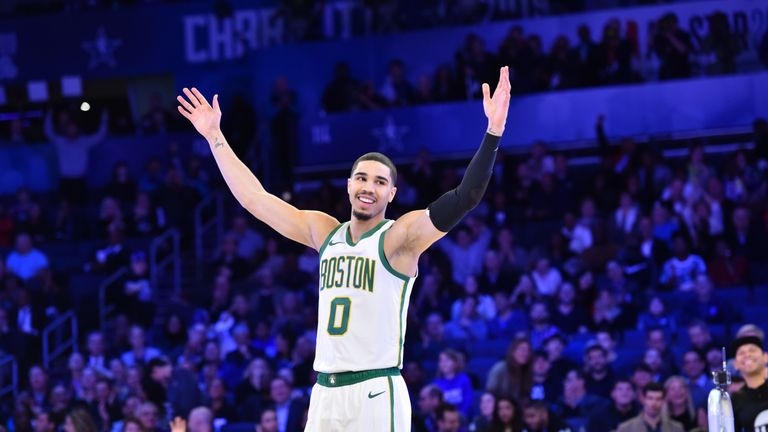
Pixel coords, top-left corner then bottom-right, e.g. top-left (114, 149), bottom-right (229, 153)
top-left (306, 219), bottom-right (415, 431)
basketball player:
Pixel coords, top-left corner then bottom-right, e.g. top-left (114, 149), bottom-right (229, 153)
top-left (176, 66), bottom-right (511, 431)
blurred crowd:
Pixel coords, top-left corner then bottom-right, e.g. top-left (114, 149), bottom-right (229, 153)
top-left (1, 102), bottom-right (767, 431)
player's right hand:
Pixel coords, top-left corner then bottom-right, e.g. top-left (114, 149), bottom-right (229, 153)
top-left (177, 87), bottom-right (222, 140)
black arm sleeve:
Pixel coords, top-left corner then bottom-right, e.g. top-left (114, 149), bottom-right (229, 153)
top-left (427, 132), bottom-right (501, 232)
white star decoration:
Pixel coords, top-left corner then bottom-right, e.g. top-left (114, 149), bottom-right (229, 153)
top-left (372, 116), bottom-right (409, 153)
top-left (82, 27), bottom-right (122, 69)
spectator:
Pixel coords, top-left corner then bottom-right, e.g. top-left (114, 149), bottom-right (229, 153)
top-left (33, 410), bottom-right (57, 432)
top-left (487, 290), bottom-right (528, 340)
top-left (437, 223), bottom-right (492, 284)
top-left (322, 62), bottom-right (359, 113)
top-left (587, 379), bottom-right (639, 432)
top-left (444, 295), bottom-right (488, 341)
top-left (570, 24), bottom-right (601, 87)
top-left (432, 349), bottom-right (474, 420)
top-left (236, 357), bottom-right (273, 420)
top-left (93, 378), bottom-right (121, 430)
top-left (140, 92), bottom-right (176, 134)
top-left (85, 331), bottom-right (110, 377)
top-left (63, 408), bottom-right (98, 432)
top-left (450, 275), bottom-right (496, 322)
top-left (227, 215), bottom-right (265, 262)
top-left (530, 350), bottom-right (560, 403)
top-left (84, 226), bottom-right (129, 274)
top-left (129, 191), bottom-right (166, 237)
top-left (730, 335), bottom-right (768, 431)
top-left (432, 65), bottom-right (462, 102)
top-left (487, 338), bottom-right (533, 402)
top-left (468, 392), bottom-right (494, 432)
top-left (637, 296), bottom-right (677, 333)
top-left (550, 282), bottom-right (589, 335)
top-left (583, 343), bottom-right (616, 399)
top-left (44, 109), bottom-right (108, 205)
top-left (269, 377), bottom-right (304, 432)
top-left (530, 258), bottom-right (562, 297)
top-left (616, 382), bottom-right (684, 432)
top-left (5, 232), bottom-right (48, 282)
top-left (663, 376), bottom-right (698, 431)
top-left (490, 396), bottom-right (523, 432)
top-left (654, 13), bottom-right (693, 80)
top-left (552, 369), bottom-right (609, 431)
top-left (380, 59), bottom-right (417, 107)
top-left (121, 326), bottom-right (161, 367)
top-left (187, 406), bottom-right (213, 432)
top-left (522, 400), bottom-right (573, 432)
top-left (119, 251), bottom-right (155, 327)
top-left (435, 403), bottom-right (461, 432)
top-left (528, 301), bottom-right (560, 350)
top-left (135, 402), bottom-right (160, 432)
top-left (660, 233), bottom-right (706, 291)
top-left (105, 161), bottom-right (137, 207)
top-left (646, 328), bottom-right (678, 377)
top-left (416, 384), bottom-right (444, 432)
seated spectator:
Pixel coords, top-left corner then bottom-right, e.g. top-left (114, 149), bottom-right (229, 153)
top-left (413, 274), bottom-right (453, 319)
top-left (637, 296), bottom-right (677, 333)
top-left (227, 215), bottom-right (265, 262)
top-left (707, 236), bottom-right (748, 286)
top-left (105, 161), bottom-right (137, 208)
top-left (468, 392), bottom-right (495, 432)
top-left (530, 257), bottom-right (562, 297)
top-left (616, 382), bottom-right (684, 432)
top-left (450, 275), bottom-right (495, 322)
top-left (490, 396), bottom-right (523, 431)
top-left (415, 384), bottom-right (444, 432)
top-left (588, 379), bottom-right (640, 432)
top-left (528, 301), bottom-right (560, 350)
top-left (663, 376), bottom-right (698, 431)
top-left (552, 369), bottom-right (609, 431)
top-left (487, 289), bottom-right (528, 340)
top-left (435, 403), bottom-right (461, 432)
top-left (92, 378), bottom-right (121, 430)
top-left (206, 378), bottom-right (237, 421)
top-left (687, 320), bottom-right (718, 355)
top-left (84, 226), bottom-right (129, 274)
top-left (129, 191), bottom-right (166, 237)
top-left (118, 251), bottom-right (155, 327)
top-left (530, 350), bottom-right (560, 403)
top-left (680, 349), bottom-right (712, 409)
top-left (432, 349), bottom-right (474, 420)
top-left (5, 232), bottom-right (48, 282)
top-left (523, 399), bottom-right (573, 432)
top-left (591, 289), bottom-right (632, 331)
top-left (63, 408), bottom-right (98, 432)
top-left (550, 282), bottom-right (589, 335)
top-left (268, 377), bottom-right (304, 432)
top-left (660, 233), bottom-right (706, 291)
top-left (543, 334), bottom-right (577, 387)
top-left (257, 407), bottom-right (279, 432)
top-left (436, 223), bottom-right (491, 285)
top-left (583, 343), bottom-right (616, 399)
top-left (595, 329), bottom-right (619, 364)
top-left (478, 250), bottom-right (516, 294)
top-left (322, 62), bottom-right (359, 113)
top-left (379, 59), bottom-right (416, 107)
top-left (444, 295), bottom-right (488, 341)
top-left (487, 338), bottom-right (533, 402)
top-left (236, 357), bottom-right (273, 420)
top-left (121, 326), bottom-right (161, 367)
top-left (646, 328), bottom-right (678, 377)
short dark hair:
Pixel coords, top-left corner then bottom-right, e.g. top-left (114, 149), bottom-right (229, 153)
top-left (351, 152), bottom-right (397, 185)
top-left (643, 382), bottom-right (665, 397)
top-left (436, 403), bottom-right (459, 421)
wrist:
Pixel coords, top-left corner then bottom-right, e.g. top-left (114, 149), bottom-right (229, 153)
top-left (487, 125), bottom-right (504, 136)
top-left (205, 129), bottom-right (223, 144)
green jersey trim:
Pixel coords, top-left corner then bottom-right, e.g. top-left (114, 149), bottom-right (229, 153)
top-left (344, 219), bottom-right (389, 246)
top-left (378, 226), bottom-right (411, 367)
top-left (387, 375), bottom-right (395, 432)
top-left (317, 223), bottom-right (344, 257)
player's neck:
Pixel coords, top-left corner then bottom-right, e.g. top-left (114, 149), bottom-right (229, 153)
top-left (348, 215), bottom-right (385, 243)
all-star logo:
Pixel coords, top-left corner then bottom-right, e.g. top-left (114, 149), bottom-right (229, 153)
top-left (372, 116), bottom-right (408, 153)
top-left (82, 27), bottom-right (122, 69)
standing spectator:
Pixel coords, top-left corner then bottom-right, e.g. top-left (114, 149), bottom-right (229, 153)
top-left (654, 13), bottom-right (693, 80)
top-left (486, 338), bottom-right (533, 402)
top-left (437, 223), bottom-right (492, 285)
top-left (5, 233), bottom-right (48, 282)
top-left (44, 109), bottom-right (108, 205)
top-left (570, 24), bottom-right (601, 87)
top-left (433, 349), bottom-right (474, 420)
top-left (616, 383), bottom-right (684, 432)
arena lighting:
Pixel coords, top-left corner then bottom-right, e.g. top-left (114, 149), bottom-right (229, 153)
top-left (80, 101), bottom-right (91, 112)
top-left (61, 75), bottom-right (83, 97)
top-left (27, 80), bottom-right (48, 102)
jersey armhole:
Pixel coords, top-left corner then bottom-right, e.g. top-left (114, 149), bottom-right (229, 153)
top-left (318, 223), bottom-right (344, 256)
top-left (378, 226), bottom-right (413, 282)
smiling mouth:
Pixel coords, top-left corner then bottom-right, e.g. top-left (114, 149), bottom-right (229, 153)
top-left (357, 195), bottom-right (375, 205)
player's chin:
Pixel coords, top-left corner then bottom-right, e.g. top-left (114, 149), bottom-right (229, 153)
top-left (352, 209), bottom-right (374, 221)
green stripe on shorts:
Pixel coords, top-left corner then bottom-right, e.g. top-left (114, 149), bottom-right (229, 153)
top-left (388, 376), bottom-right (394, 432)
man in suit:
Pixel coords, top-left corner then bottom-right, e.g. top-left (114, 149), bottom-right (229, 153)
top-left (617, 382), bottom-right (684, 432)
top-left (269, 376), bottom-right (305, 432)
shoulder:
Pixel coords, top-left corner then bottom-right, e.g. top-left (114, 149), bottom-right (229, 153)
top-left (616, 416), bottom-right (641, 431)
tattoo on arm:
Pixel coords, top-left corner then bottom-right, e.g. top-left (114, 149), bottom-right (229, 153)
top-left (214, 137), bottom-right (223, 148)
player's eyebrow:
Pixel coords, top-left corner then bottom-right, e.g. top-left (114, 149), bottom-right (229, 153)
top-left (353, 171), bottom-right (390, 184)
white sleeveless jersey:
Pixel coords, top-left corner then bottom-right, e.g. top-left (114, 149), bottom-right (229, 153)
top-left (314, 219), bottom-right (416, 373)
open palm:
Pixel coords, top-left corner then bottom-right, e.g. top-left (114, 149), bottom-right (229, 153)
top-left (482, 66), bottom-right (511, 134)
top-left (177, 87), bottom-right (221, 139)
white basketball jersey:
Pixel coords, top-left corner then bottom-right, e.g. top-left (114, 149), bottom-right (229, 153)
top-left (314, 219), bottom-right (416, 373)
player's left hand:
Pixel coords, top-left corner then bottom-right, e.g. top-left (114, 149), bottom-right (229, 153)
top-left (482, 66), bottom-right (511, 136)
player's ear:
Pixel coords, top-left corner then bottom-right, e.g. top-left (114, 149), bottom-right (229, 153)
top-left (347, 178), bottom-right (351, 194)
top-left (388, 186), bottom-right (397, 203)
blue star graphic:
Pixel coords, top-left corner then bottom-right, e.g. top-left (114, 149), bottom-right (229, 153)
top-left (82, 27), bottom-right (122, 69)
top-left (372, 116), bottom-right (409, 153)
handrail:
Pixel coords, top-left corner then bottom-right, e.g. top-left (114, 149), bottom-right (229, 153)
top-left (150, 228), bottom-right (181, 295)
top-left (98, 267), bottom-right (128, 332)
top-left (194, 192), bottom-right (224, 279)
top-left (0, 355), bottom-right (18, 399)
top-left (42, 311), bottom-right (78, 369)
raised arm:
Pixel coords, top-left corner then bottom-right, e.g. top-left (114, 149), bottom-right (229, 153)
top-left (177, 87), bottom-right (338, 250)
top-left (44, 111), bottom-right (64, 143)
top-left (385, 67), bottom-right (511, 272)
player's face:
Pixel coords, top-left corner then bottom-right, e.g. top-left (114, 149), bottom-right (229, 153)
top-left (347, 161), bottom-right (396, 221)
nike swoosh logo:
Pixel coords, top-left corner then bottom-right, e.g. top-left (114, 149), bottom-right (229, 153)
top-left (329, 240), bottom-right (345, 246)
top-left (368, 390), bottom-right (386, 399)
